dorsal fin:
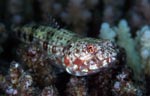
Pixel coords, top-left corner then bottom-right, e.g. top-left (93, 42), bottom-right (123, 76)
top-left (48, 16), bottom-right (60, 29)
top-left (41, 14), bottom-right (60, 29)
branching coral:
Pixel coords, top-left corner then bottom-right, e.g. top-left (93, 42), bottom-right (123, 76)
top-left (0, 61), bottom-right (59, 96)
top-left (99, 22), bottom-right (116, 41)
top-left (99, 19), bottom-right (150, 95)
top-left (41, 85), bottom-right (59, 96)
top-left (65, 76), bottom-right (89, 96)
top-left (18, 42), bottom-right (57, 87)
top-left (0, 61), bottom-right (34, 95)
top-left (115, 20), bottom-right (142, 81)
top-left (112, 68), bottom-right (143, 96)
top-left (136, 26), bottom-right (150, 76)
top-left (99, 20), bottom-right (143, 81)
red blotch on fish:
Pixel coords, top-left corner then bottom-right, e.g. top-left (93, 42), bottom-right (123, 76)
top-left (64, 56), bottom-right (71, 66)
top-left (73, 58), bottom-right (84, 66)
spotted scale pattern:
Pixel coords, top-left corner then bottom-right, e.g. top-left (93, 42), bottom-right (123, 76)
top-left (13, 24), bottom-right (120, 76)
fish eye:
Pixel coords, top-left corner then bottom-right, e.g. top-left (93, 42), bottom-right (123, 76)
top-left (87, 44), bottom-right (96, 53)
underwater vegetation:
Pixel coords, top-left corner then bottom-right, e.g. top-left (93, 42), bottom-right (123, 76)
top-left (0, 0), bottom-right (150, 96)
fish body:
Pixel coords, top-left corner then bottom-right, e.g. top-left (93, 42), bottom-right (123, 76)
top-left (13, 24), bottom-right (120, 76)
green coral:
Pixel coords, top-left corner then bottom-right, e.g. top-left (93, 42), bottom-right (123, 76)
top-left (99, 22), bottom-right (116, 41)
top-left (136, 26), bottom-right (150, 75)
top-left (115, 20), bottom-right (142, 81)
top-left (99, 20), bottom-right (143, 81)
